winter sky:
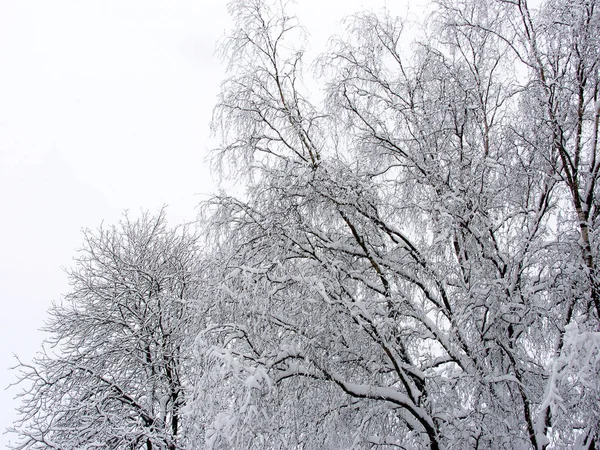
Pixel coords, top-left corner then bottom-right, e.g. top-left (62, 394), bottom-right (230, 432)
top-left (0, 0), bottom-right (419, 445)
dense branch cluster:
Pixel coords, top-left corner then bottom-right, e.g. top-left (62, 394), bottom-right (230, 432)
top-left (10, 0), bottom-right (600, 448)
top-left (10, 211), bottom-right (202, 449)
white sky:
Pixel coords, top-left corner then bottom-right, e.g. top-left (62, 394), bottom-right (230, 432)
top-left (0, 0), bottom-right (412, 445)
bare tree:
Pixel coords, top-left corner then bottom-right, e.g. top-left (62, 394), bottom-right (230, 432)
top-left (198, 0), bottom-right (600, 449)
top-left (10, 209), bottom-right (202, 450)
top-left (435, 0), bottom-right (600, 445)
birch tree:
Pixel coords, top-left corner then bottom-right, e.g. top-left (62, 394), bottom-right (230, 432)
top-left (198, 0), bottom-right (600, 448)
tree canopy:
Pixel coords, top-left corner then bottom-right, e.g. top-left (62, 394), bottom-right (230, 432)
top-left (10, 210), bottom-right (202, 449)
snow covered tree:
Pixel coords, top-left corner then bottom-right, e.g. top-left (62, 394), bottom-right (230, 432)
top-left (11, 0), bottom-right (599, 448)
top-left (196, 0), bottom-right (600, 448)
top-left (10, 210), bottom-right (202, 449)
top-left (435, 0), bottom-right (600, 445)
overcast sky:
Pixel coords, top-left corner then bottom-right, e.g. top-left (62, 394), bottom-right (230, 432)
top-left (0, 0), bottom-right (411, 445)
